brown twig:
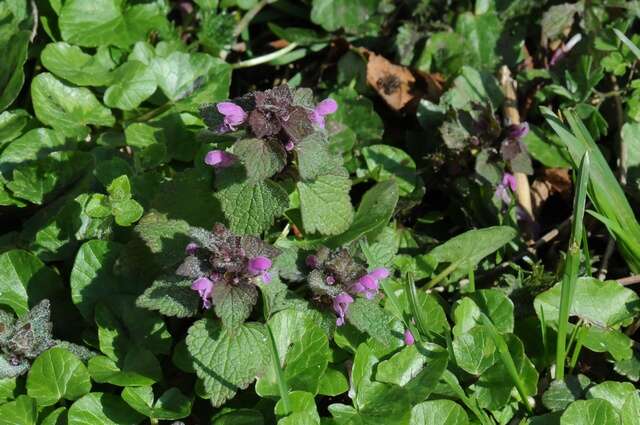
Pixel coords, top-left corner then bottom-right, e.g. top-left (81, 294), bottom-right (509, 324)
top-left (618, 275), bottom-right (640, 286)
top-left (500, 66), bottom-right (535, 241)
top-left (597, 238), bottom-right (615, 281)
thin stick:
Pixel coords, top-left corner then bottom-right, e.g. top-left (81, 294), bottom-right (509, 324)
top-left (233, 0), bottom-right (270, 37)
top-left (618, 275), bottom-right (640, 286)
top-left (231, 43), bottom-right (300, 69)
top-left (500, 66), bottom-right (535, 239)
top-left (597, 238), bottom-right (615, 280)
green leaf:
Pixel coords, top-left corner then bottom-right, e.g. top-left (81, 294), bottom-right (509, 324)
top-left (0, 378), bottom-right (18, 404)
top-left (88, 348), bottom-right (162, 387)
top-left (346, 298), bottom-right (400, 346)
top-left (186, 319), bottom-right (269, 407)
top-left (218, 180), bottom-right (288, 235)
top-left (560, 399), bottom-right (620, 425)
top-left (441, 66), bottom-right (504, 110)
top-left (621, 392), bottom-right (640, 425)
top-left (541, 3), bottom-right (582, 40)
top-left (454, 12), bottom-right (502, 70)
top-left (0, 128), bottom-right (69, 179)
top-left (0, 395), bottom-right (37, 425)
top-left (0, 249), bottom-right (63, 317)
top-left (70, 240), bottom-right (123, 321)
top-left (284, 320), bottom-right (330, 394)
top-left (212, 282), bottom-right (258, 329)
top-left (362, 145), bottom-right (417, 196)
top-left (452, 325), bottom-right (497, 375)
top-left (104, 61), bottom-right (157, 111)
top-left (328, 180), bottom-right (399, 247)
top-left (67, 392), bottom-right (144, 425)
top-left (31, 73), bottom-right (115, 139)
top-left (0, 109), bottom-right (34, 147)
top-left (542, 375), bottom-right (591, 412)
top-left (428, 226), bottom-right (517, 275)
top-left (233, 138), bottom-right (286, 183)
top-left (40, 407), bottom-right (67, 425)
top-left (621, 123), bottom-right (640, 200)
top-left (298, 174), bottom-right (353, 236)
top-left (6, 151), bottom-right (93, 204)
top-left (212, 409), bottom-right (265, 425)
top-left (586, 381), bottom-right (637, 410)
top-left (136, 276), bottom-right (200, 318)
top-left (296, 132), bottom-right (341, 181)
top-left (452, 289), bottom-right (515, 335)
top-left (111, 199), bottom-right (144, 226)
top-left (310, 0), bottom-right (378, 33)
top-left (329, 87), bottom-right (383, 144)
top-left (26, 347), bottom-right (91, 406)
top-left (410, 400), bottom-right (469, 425)
top-left (318, 367), bottom-right (349, 396)
top-left (0, 30), bottom-right (30, 111)
top-left (376, 342), bottom-right (448, 403)
top-left (121, 386), bottom-right (192, 420)
top-left (59, 0), bottom-right (168, 48)
top-left (40, 42), bottom-right (114, 87)
top-left (152, 51), bottom-right (226, 102)
top-left (534, 277), bottom-right (640, 328)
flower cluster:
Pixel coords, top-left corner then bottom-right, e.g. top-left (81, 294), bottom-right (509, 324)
top-left (495, 172), bottom-right (517, 205)
top-left (176, 223), bottom-right (279, 309)
top-left (200, 84), bottom-right (338, 168)
top-left (306, 247), bottom-right (390, 326)
top-left (500, 122), bottom-right (529, 162)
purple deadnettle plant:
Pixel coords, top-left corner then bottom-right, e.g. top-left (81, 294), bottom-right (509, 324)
top-left (176, 223), bottom-right (279, 318)
top-left (306, 246), bottom-right (390, 326)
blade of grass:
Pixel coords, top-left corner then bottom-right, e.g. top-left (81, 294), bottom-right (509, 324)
top-left (614, 28), bottom-right (640, 60)
top-left (542, 107), bottom-right (640, 272)
top-left (555, 152), bottom-right (590, 381)
top-left (479, 313), bottom-right (533, 414)
top-left (266, 324), bottom-right (290, 415)
top-left (405, 273), bottom-right (431, 339)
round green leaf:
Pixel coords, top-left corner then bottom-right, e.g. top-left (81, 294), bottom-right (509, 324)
top-left (41, 42), bottom-right (114, 87)
top-left (362, 145), bottom-right (417, 195)
top-left (560, 399), bottom-right (620, 425)
top-left (26, 347), bottom-right (91, 406)
top-left (0, 395), bottom-right (37, 425)
top-left (410, 400), bottom-right (469, 425)
top-left (104, 61), bottom-right (157, 111)
top-left (68, 392), bottom-right (144, 425)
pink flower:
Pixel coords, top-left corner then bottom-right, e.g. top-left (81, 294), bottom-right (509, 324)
top-left (507, 122), bottom-right (529, 140)
top-left (550, 34), bottom-right (582, 66)
top-left (247, 256), bottom-right (273, 284)
top-left (404, 329), bottom-right (415, 345)
top-left (191, 277), bottom-right (214, 309)
top-left (495, 173), bottom-right (517, 204)
top-left (185, 243), bottom-right (198, 255)
top-left (309, 98), bottom-right (338, 128)
top-left (306, 255), bottom-right (318, 268)
top-left (350, 267), bottom-right (389, 299)
top-left (204, 150), bottom-right (235, 168)
top-left (217, 102), bottom-right (247, 132)
top-left (333, 293), bottom-right (354, 326)
top-left (285, 140), bottom-right (295, 151)
top-left (369, 268), bottom-right (390, 280)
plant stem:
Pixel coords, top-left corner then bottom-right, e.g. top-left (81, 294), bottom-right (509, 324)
top-left (480, 314), bottom-right (533, 414)
top-left (233, 0), bottom-right (271, 37)
top-left (231, 43), bottom-right (300, 69)
top-left (425, 262), bottom-right (459, 290)
top-left (468, 268), bottom-right (475, 292)
top-left (405, 273), bottom-right (430, 338)
top-left (266, 324), bottom-right (290, 415)
top-left (556, 152), bottom-right (590, 381)
top-left (442, 370), bottom-right (494, 425)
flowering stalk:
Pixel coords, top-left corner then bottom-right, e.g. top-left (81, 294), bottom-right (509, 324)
top-left (267, 323), bottom-right (291, 416)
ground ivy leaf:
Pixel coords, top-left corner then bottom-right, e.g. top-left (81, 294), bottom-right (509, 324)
top-left (31, 73), bottom-right (115, 139)
top-left (310, 0), bottom-right (378, 33)
top-left (152, 52), bottom-right (225, 102)
top-left (40, 42), bottom-right (114, 87)
top-left (70, 240), bottom-right (123, 321)
top-left (0, 395), bottom-right (37, 425)
top-left (621, 392), bottom-right (640, 425)
top-left (104, 61), bottom-right (157, 111)
top-left (0, 109), bottom-right (35, 148)
top-left (410, 400), bottom-right (469, 425)
top-left (186, 319), bottom-right (269, 407)
top-left (212, 282), bottom-right (259, 329)
top-left (136, 276), bottom-right (200, 318)
top-left (0, 128), bottom-right (69, 179)
top-left (0, 249), bottom-right (63, 317)
top-left (542, 375), bottom-right (591, 412)
top-left (88, 348), bottom-right (162, 387)
top-left (233, 138), bottom-right (286, 183)
top-left (586, 381), bottom-right (637, 411)
top-left (298, 174), bottom-right (353, 236)
top-left (122, 386), bottom-right (192, 421)
top-left (318, 367), bottom-right (349, 397)
top-left (59, 0), bottom-right (168, 48)
top-left (40, 407), bottom-right (67, 425)
top-left (534, 277), bottom-right (640, 328)
top-left (329, 86), bottom-right (384, 144)
top-left (67, 392), bottom-right (144, 425)
top-left (26, 347), bottom-right (91, 406)
top-left (328, 180), bottom-right (399, 247)
top-left (560, 399), bottom-right (620, 425)
top-left (218, 180), bottom-right (288, 235)
top-left (452, 289), bottom-right (515, 336)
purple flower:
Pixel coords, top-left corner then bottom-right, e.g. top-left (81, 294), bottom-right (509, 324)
top-left (369, 268), bottom-right (390, 280)
top-left (217, 102), bottom-right (247, 132)
top-left (495, 173), bottom-right (517, 204)
top-left (306, 255), bottom-right (318, 269)
top-left (248, 256), bottom-right (273, 284)
top-left (285, 140), bottom-right (295, 151)
top-left (185, 242), bottom-right (198, 255)
top-left (333, 293), bottom-right (354, 326)
top-left (507, 122), bottom-right (529, 140)
top-left (309, 98), bottom-right (338, 128)
top-left (191, 277), bottom-right (214, 309)
top-left (204, 150), bottom-right (235, 168)
top-left (404, 329), bottom-right (415, 345)
top-left (550, 33), bottom-right (582, 66)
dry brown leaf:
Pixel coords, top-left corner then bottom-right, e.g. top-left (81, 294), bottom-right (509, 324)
top-left (531, 168), bottom-right (572, 214)
top-left (361, 48), bottom-right (416, 111)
